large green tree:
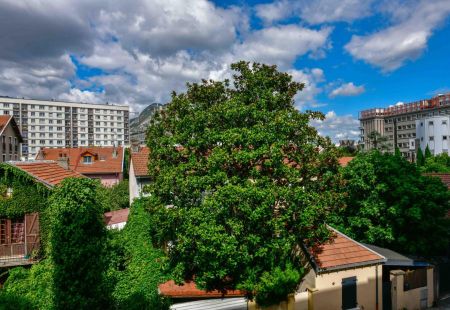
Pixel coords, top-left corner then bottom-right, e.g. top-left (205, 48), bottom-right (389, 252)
top-left (333, 150), bottom-right (450, 255)
top-left (145, 62), bottom-right (343, 305)
top-left (48, 178), bottom-right (109, 309)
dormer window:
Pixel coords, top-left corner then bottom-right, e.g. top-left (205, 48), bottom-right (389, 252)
top-left (83, 156), bottom-right (92, 164)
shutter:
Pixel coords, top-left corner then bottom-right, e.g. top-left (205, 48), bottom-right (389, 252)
top-left (25, 213), bottom-right (40, 256)
top-left (342, 276), bottom-right (357, 310)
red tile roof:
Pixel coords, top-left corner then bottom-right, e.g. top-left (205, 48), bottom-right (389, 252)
top-left (0, 115), bottom-right (12, 133)
top-left (131, 146), bottom-right (150, 177)
top-left (424, 173), bottom-right (450, 189)
top-left (104, 208), bottom-right (130, 226)
top-left (9, 161), bottom-right (84, 187)
top-left (37, 146), bottom-right (124, 174)
top-left (311, 228), bottom-right (384, 271)
top-left (158, 280), bottom-right (245, 298)
top-left (338, 157), bottom-right (354, 167)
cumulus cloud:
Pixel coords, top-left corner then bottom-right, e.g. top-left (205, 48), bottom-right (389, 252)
top-left (329, 82), bottom-right (365, 98)
top-left (0, 0), bottom-right (333, 112)
top-left (345, 0), bottom-right (450, 71)
top-left (310, 111), bottom-right (360, 142)
top-left (289, 68), bottom-right (326, 109)
top-left (255, 0), bottom-right (374, 24)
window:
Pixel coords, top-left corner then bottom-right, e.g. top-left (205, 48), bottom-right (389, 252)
top-left (39, 112), bottom-right (45, 117)
top-left (430, 136), bottom-right (434, 141)
top-left (443, 120), bottom-right (448, 125)
top-left (421, 122), bottom-right (423, 126)
top-left (39, 105), bottom-right (45, 110)
top-left (444, 136), bottom-right (448, 140)
top-left (2, 154), bottom-right (5, 162)
top-left (429, 121), bottom-right (434, 125)
top-left (83, 155), bottom-right (92, 164)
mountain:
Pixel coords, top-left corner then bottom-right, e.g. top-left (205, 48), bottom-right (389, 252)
top-left (130, 103), bottom-right (164, 143)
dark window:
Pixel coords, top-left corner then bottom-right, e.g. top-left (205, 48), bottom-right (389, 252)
top-left (83, 156), bottom-right (92, 164)
top-left (342, 276), bottom-right (357, 310)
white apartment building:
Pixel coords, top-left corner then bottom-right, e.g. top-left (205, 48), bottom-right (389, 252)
top-left (0, 97), bottom-right (129, 159)
top-left (416, 116), bottom-right (450, 155)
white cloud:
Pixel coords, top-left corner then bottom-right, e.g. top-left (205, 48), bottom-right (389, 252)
top-left (310, 111), bottom-right (360, 142)
top-left (329, 82), bottom-right (365, 98)
top-left (255, 0), bottom-right (374, 25)
top-left (232, 25), bottom-right (332, 69)
top-left (0, 0), bottom-right (333, 112)
top-left (345, 0), bottom-right (450, 72)
top-left (289, 68), bottom-right (326, 109)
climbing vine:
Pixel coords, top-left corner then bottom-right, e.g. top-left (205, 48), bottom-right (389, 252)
top-left (0, 163), bottom-right (50, 219)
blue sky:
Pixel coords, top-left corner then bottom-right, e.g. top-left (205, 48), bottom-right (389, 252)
top-left (0, 0), bottom-right (449, 141)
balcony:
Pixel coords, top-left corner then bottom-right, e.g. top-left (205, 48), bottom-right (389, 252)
top-left (0, 242), bottom-right (39, 267)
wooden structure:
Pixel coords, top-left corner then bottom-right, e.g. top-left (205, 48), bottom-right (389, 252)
top-left (0, 213), bottom-right (39, 267)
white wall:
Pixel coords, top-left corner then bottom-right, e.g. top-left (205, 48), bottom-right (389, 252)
top-left (416, 116), bottom-right (450, 155)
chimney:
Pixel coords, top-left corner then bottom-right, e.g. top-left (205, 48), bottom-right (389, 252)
top-left (112, 145), bottom-right (118, 158)
top-left (131, 141), bottom-right (139, 153)
top-left (57, 157), bottom-right (69, 170)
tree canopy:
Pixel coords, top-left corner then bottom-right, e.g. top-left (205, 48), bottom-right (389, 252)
top-left (333, 150), bottom-right (450, 256)
top-left (145, 61), bottom-right (343, 305)
top-left (48, 178), bottom-right (109, 309)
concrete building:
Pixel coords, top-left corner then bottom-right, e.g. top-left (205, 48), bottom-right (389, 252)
top-left (0, 115), bottom-right (23, 162)
top-left (359, 93), bottom-right (450, 160)
top-left (0, 97), bottom-right (129, 159)
top-left (416, 116), bottom-right (450, 155)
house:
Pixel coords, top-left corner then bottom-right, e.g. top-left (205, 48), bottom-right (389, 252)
top-left (0, 115), bottom-right (23, 162)
top-left (158, 228), bottom-right (386, 310)
top-left (36, 146), bottom-right (124, 187)
top-left (363, 243), bottom-right (435, 310)
top-left (0, 161), bottom-right (82, 267)
top-left (104, 208), bottom-right (129, 230)
top-left (159, 227), bottom-right (435, 310)
top-left (129, 145), bottom-right (151, 204)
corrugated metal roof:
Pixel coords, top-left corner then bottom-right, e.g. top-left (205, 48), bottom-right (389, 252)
top-left (170, 298), bottom-right (247, 310)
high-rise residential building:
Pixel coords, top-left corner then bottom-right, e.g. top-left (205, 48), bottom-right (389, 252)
top-left (359, 93), bottom-right (450, 160)
top-left (0, 97), bottom-right (129, 159)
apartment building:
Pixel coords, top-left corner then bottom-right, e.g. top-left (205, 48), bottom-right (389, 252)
top-left (359, 93), bottom-right (450, 159)
top-left (0, 97), bottom-right (129, 159)
top-left (416, 116), bottom-right (450, 155)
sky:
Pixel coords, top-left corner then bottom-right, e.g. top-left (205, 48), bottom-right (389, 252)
top-left (0, 0), bottom-right (449, 142)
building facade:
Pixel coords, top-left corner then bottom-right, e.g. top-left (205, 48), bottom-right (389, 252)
top-left (0, 115), bottom-right (23, 162)
top-left (0, 97), bottom-right (129, 159)
top-left (416, 116), bottom-right (450, 155)
top-left (359, 93), bottom-right (450, 159)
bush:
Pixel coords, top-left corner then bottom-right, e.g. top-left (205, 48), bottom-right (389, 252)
top-left (0, 261), bottom-right (53, 310)
top-left (112, 199), bottom-right (169, 310)
top-left (48, 178), bottom-right (109, 309)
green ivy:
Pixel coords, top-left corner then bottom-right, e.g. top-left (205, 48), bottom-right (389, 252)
top-left (0, 163), bottom-right (50, 219)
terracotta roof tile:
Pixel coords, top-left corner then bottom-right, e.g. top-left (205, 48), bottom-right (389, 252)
top-left (104, 208), bottom-right (130, 226)
top-left (338, 157), bottom-right (354, 167)
top-left (131, 146), bottom-right (150, 177)
top-left (37, 146), bottom-right (123, 174)
top-left (0, 115), bottom-right (12, 133)
top-left (311, 228), bottom-right (384, 271)
top-left (9, 161), bottom-right (84, 187)
top-left (158, 280), bottom-right (245, 298)
top-left (424, 173), bottom-right (450, 189)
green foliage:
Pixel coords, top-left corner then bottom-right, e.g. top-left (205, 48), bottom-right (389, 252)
top-left (367, 131), bottom-right (389, 151)
top-left (333, 150), bottom-right (450, 255)
top-left (112, 199), bottom-right (169, 309)
top-left (0, 260), bottom-right (54, 310)
top-left (48, 178), bottom-right (109, 309)
top-left (123, 148), bottom-right (130, 180)
top-left (0, 163), bottom-right (50, 218)
top-left (416, 146), bottom-right (425, 166)
top-left (420, 153), bottom-right (450, 173)
top-left (425, 145), bottom-right (432, 159)
top-left (98, 180), bottom-right (130, 211)
top-left (145, 61), bottom-right (343, 305)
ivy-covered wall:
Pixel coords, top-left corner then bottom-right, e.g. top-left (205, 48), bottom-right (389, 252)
top-left (0, 163), bottom-right (50, 219)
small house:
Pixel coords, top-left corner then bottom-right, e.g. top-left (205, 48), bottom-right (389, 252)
top-left (0, 115), bottom-right (23, 162)
top-left (36, 146), bottom-right (124, 187)
top-left (0, 161), bottom-right (82, 267)
top-left (129, 145), bottom-right (151, 204)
